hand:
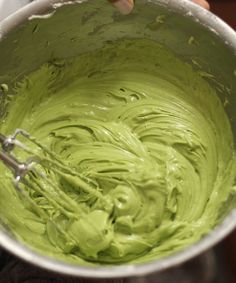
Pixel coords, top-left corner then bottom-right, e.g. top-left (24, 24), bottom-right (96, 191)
top-left (108, 0), bottom-right (210, 15)
top-left (108, 0), bottom-right (134, 15)
top-left (192, 0), bottom-right (210, 10)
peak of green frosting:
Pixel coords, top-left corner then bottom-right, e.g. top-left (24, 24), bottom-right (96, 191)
top-left (0, 39), bottom-right (235, 266)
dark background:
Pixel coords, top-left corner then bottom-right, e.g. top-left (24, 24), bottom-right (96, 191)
top-left (210, 0), bottom-right (236, 29)
top-left (200, 1), bottom-right (236, 282)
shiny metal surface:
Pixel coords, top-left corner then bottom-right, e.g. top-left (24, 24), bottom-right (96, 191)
top-left (0, 0), bottom-right (235, 278)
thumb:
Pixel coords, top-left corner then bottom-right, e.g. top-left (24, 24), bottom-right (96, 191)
top-left (108, 0), bottom-right (134, 15)
top-left (192, 0), bottom-right (210, 10)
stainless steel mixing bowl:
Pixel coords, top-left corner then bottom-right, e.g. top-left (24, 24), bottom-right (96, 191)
top-left (0, 0), bottom-right (235, 278)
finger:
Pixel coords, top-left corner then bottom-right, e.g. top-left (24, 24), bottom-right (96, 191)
top-left (108, 0), bottom-right (134, 15)
top-left (192, 0), bottom-right (210, 10)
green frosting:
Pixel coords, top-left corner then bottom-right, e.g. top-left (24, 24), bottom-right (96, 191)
top-left (0, 39), bottom-right (235, 265)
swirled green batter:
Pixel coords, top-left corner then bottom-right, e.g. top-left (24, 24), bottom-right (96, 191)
top-left (0, 39), bottom-right (235, 265)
